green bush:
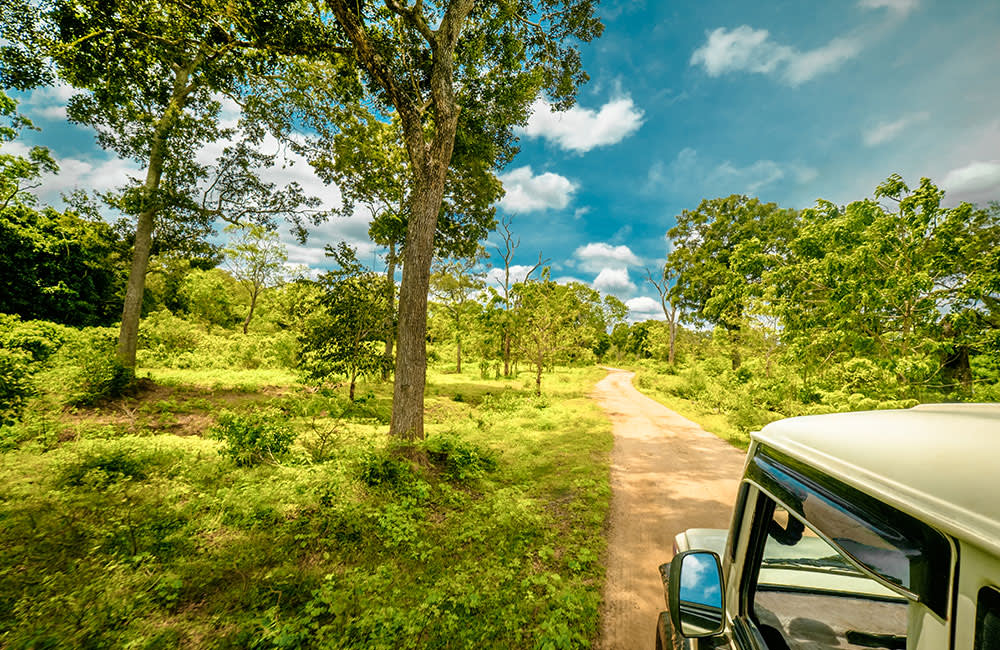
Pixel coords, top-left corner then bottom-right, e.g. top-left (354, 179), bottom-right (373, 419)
top-left (68, 354), bottom-right (135, 407)
top-left (211, 409), bottom-right (296, 466)
top-left (424, 435), bottom-right (498, 482)
top-left (0, 313), bottom-right (71, 361)
top-left (0, 348), bottom-right (35, 426)
top-left (358, 450), bottom-right (413, 488)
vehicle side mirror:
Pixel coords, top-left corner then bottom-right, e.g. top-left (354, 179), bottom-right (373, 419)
top-left (668, 550), bottom-right (726, 638)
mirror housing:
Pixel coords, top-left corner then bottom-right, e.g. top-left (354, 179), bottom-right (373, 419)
top-left (668, 550), bottom-right (726, 638)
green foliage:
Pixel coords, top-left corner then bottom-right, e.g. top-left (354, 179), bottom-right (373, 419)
top-left (69, 353), bottom-right (136, 407)
top-left (298, 246), bottom-right (392, 398)
top-left (0, 203), bottom-right (125, 326)
top-left (212, 408), bottom-right (296, 466)
top-left (424, 435), bottom-right (498, 482)
top-left (179, 268), bottom-right (242, 329)
top-left (0, 348), bottom-right (34, 426)
top-left (0, 313), bottom-right (71, 361)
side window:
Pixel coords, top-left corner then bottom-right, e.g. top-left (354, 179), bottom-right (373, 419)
top-left (749, 497), bottom-right (909, 650)
top-left (978, 587), bottom-right (1000, 649)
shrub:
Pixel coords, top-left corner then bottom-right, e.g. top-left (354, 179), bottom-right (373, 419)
top-left (0, 314), bottom-right (71, 361)
top-left (68, 354), bottom-right (135, 406)
top-left (58, 444), bottom-right (150, 487)
top-left (0, 348), bottom-right (35, 426)
top-left (211, 409), bottom-right (296, 466)
top-left (358, 451), bottom-right (413, 488)
top-left (424, 435), bottom-right (498, 482)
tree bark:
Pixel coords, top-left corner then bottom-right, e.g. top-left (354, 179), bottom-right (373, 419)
top-left (503, 333), bottom-right (511, 377)
top-left (668, 317), bottom-right (677, 365)
top-left (455, 335), bottom-right (462, 374)
top-left (349, 367), bottom-right (357, 401)
top-left (390, 175), bottom-right (450, 439)
top-left (116, 62), bottom-right (195, 367)
top-left (242, 288), bottom-right (258, 335)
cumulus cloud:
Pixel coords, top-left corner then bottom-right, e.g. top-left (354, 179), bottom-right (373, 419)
top-left (941, 161), bottom-right (1000, 203)
top-left (625, 296), bottom-right (665, 322)
top-left (574, 242), bottom-right (642, 273)
top-left (858, 0), bottom-right (918, 15)
top-left (3, 140), bottom-right (142, 205)
top-left (20, 83), bottom-right (79, 121)
top-left (593, 267), bottom-right (636, 296)
top-left (498, 166), bottom-right (577, 213)
top-left (690, 26), bottom-right (861, 85)
top-left (519, 96), bottom-right (645, 152)
top-left (863, 112), bottom-right (930, 146)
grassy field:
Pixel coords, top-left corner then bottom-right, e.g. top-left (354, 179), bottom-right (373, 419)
top-left (0, 364), bottom-right (613, 649)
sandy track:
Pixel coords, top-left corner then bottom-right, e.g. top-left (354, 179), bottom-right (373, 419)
top-left (593, 368), bottom-right (746, 650)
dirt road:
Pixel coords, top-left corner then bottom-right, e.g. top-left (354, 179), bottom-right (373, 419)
top-left (593, 368), bottom-right (746, 650)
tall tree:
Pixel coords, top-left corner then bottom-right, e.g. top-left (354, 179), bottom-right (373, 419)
top-left (275, 0), bottom-right (602, 438)
top-left (27, 0), bottom-right (323, 368)
top-left (513, 272), bottom-right (606, 395)
top-left (430, 252), bottom-right (486, 373)
top-left (667, 195), bottom-right (797, 369)
top-left (299, 243), bottom-right (392, 401)
top-left (223, 224), bottom-right (289, 334)
top-left (644, 265), bottom-right (681, 365)
top-left (770, 175), bottom-right (1000, 393)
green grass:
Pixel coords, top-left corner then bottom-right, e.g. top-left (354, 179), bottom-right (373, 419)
top-left (0, 362), bottom-right (613, 648)
top-left (142, 366), bottom-right (300, 390)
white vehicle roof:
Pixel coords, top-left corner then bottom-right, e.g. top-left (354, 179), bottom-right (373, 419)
top-left (753, 404), bottom-right (1000, 557)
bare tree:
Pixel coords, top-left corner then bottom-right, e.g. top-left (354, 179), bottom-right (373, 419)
top-left (644, 265), bottom-right (681, 365)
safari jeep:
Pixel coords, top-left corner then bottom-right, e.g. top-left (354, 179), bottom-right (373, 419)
top-left (656, 403), bottom-right (1000, 650)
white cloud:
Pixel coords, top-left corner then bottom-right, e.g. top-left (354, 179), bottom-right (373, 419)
top-left (941, 161), bottom-right (1000, 203)
top-left (574, 242), bottom-right (642, 273)
top-left (573, 206), bottom-right (591, 220)
top-left (782, 37), bottom-right (862, 85)
top-left (20, 83), bottom-right (78, 122)
top-left (6, 140), bottom-right (142, 205)
top-left (593, 267), bottom-right (636, 296)
top-left (625, 296), bottom-right (665, 322)
top-left (498, 166), bottom-right (577, 213)
top-left (863, 112), bottom-right (930, 146)
top-left (690, 26), bottom-right (861, 85)
top-left (519, 96), bottom-right (645, 152)
top-left (486, 264), bottom-right (540, 290)
top-left (858, 0), bottom-right (918, 16)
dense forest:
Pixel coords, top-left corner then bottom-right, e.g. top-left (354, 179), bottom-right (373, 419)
top-left (2, 0), bottom-right (999, 646)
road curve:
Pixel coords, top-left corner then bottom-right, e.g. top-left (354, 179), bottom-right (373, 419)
top-left (593, 368), bottom-right (746, 650)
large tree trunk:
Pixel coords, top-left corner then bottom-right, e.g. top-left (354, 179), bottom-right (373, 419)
top-left (503, 333), bottom-right (511, 377)
top-left (455, 335), bottom-right (462, 374)
top-left (668, 319), bottom-right (677, 365)
top-left (116, 64), bottom-right (194, 367)
top-left (390, 175), bottom-right (449, 439)
top-left (349, 367), bottom-right (357, 401)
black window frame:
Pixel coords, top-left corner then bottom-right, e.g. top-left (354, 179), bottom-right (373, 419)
top-left (977, 586), bottom-right (1000, 650)
top-left (746, 445), bottom-right (953, 618)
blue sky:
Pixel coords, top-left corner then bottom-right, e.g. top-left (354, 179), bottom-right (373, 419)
top-left (11, 0), bottom-right (1000, 321)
